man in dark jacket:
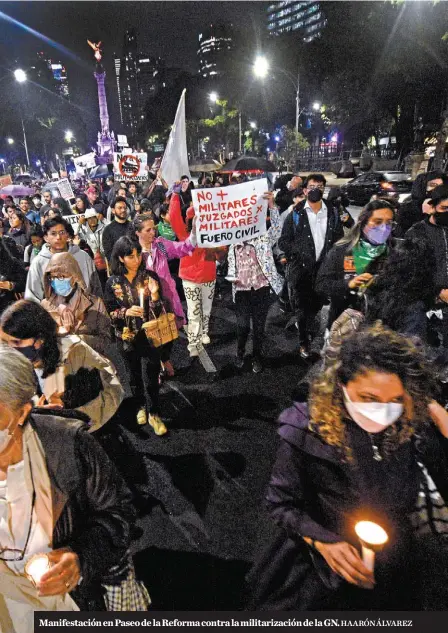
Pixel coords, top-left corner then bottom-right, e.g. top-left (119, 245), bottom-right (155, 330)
top-left (102, 196), bottom-right (132, 262)
top-left (279, 174), bottom-right (344, 358)
top-left (397, 170), bottom-right (447, 234)
top-left (274, 172), bottom-right (303, 213)
top-left (407, 184), bottom-right (448, 350)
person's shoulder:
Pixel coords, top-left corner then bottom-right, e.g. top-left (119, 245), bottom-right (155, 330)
top-left (30, 410), bottom-right (89, 438)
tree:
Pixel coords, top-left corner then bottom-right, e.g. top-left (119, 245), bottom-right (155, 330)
top-left (200, 99), bottom-right (239, 160)
top-left (277, 125), bottom-right (309, 170)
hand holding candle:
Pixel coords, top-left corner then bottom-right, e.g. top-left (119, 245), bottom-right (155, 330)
top-left (355, 521), bottom-right (388, 572)
top-left (25, 554), bottom-right (51, 588)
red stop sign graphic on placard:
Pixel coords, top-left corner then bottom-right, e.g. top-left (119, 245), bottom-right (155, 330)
top-left (118, 154), bottom-right (141, 178)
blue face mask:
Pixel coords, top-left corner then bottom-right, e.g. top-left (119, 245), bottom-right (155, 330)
top-left (363, 224), bottom-right (392, 245)
top-left (51, 278), bottom-right (73, 297)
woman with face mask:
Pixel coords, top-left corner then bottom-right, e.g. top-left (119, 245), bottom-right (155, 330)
top-left (316, 200), bottom-right (396, 327)
top-left (40, 252), bottom-right (111, 356)
top-left (249, 324), bottom-right (448, 610)
top-left (0, 300), bottom-right (123, 433)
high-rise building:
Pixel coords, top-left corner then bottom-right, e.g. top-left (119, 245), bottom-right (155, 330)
top-left (137, 56), bottom-right (164, 119)
top-left (267, 1), bottom-right (326, 41)
top-left (114, 55), bottom-right (123, 125)
top-left (120, 28), bottom-right (139, 134)
top-left (30, 52), bottom-right (70, 99)
top-left (197, 24), bottom-right (233, 79)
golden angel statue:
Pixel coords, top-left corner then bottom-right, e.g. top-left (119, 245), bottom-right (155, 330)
top-left (87, 40), bottom-right (102, 63)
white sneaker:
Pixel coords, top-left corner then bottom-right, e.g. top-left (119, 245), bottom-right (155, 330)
top-left (202, 334), bottom-right (211, 345)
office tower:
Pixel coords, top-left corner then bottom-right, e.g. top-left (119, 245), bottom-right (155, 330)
top-left (267, 1), bottom-right (326, 42)
top-left (197, 23), bottom-right (233, 79)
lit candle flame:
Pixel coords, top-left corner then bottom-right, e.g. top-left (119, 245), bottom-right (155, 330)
top-left (25, 554), bottom-right (51, 586)
top-left (355, 521), bottom-right (388, 546)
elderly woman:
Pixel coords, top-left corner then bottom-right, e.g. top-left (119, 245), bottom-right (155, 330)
top-left (0, 300), bottom-right (123, 433)
top-left (41, 252), bottom-right (111, 355)
top-left (0, 346), bottom-right (148, 629)
top-left (249, 324), bottom-right (448, 610)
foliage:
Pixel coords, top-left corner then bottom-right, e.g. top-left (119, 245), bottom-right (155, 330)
top-left (276, 125), bottom-right (309, 168)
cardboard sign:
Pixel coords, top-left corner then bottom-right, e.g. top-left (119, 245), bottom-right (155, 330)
top-left (192, 179), bottom-right (268, 247)
top-left (0, 175), bottom-right (13, 189)
top-left (56, 178), bottom-right (74, 200)
top-left (113, 152), bottom-right (147, 181)
top-left (74, 152), bottom-right (96, 174)
top-left (64, 214), bottom-right (80, 228)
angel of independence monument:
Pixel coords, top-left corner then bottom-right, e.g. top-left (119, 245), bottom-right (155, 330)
top-left (88, 40), bottom-right (117, 165)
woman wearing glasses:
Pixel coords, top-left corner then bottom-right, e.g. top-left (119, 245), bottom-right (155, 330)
top-left (0, 345), bottom-right (148, 629)
top-left (316, 199), bottom-right (397, 328)
top-left (25, 216), bottom-right (102, 303)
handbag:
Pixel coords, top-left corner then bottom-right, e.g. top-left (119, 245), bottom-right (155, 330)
top-left (142, 306), bottom-right (179, 348)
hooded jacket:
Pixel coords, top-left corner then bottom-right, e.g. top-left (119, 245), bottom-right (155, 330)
top-left (25, 243), bottom-right (102, 303)
top-left (397, 170), bottom-right (447, 234)
top-left (77, 219), bottom-right (107, 259)
top-left (41, 252), bottom-right (111, 355)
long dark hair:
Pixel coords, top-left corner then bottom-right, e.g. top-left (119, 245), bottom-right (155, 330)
top-left (338, 199), bottom-right (396, 252)
top-left (0, 300), bottom-right (60, 377)
top-left (110, 236), bottom-right (144, 276)
top-left (367, 238), bottom-right (435, 328)
top-left (0, 238), bottom-right (27, 278)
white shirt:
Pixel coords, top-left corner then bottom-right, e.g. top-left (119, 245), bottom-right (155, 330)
top-left (305, 200), bottom-right (328, 260)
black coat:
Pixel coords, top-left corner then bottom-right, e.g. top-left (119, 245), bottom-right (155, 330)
top-left (407, 220), bottom-right (448, 294)
top-left (248, 403), bottom-right (448, 610)
top-left (315, 241), bottom-right (390, 325)
top-left (278, 201), bottom-right (344, 289)
top-left (29, 411), bottom-right (135, 610)
top-left (0, 237), bottom-right (28, 315)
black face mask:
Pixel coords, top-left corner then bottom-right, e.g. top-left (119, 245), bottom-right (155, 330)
top-left (307, 188), bottom-right (324, 203)
top-left (15, 344), bottom-right (40, 363)
top-left (434, 212), bottom-right (448, 227)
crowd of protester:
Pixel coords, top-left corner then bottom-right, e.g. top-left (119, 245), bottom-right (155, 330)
top-left (1, 165), bottom-right (448, 621)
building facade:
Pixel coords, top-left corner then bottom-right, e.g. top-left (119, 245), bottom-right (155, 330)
top-left (31, 52), bottom-right (70, 99)
top-left (197, 24), bottom-right (233, 80)
top-left (267, 1), bottom-right (326, 42)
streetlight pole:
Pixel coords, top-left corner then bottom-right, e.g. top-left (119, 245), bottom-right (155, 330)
top-left (14, 69), bottom-right (30, 167)
top-left (239, 110), bottom-right (242, 154)
top-left (295, 69), bottom-right (300, 135)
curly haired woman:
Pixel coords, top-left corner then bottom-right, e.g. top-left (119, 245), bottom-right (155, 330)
top-left (249, 324), bottom-right (448, 610)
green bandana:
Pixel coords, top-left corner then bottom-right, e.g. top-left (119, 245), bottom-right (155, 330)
top-left (352, 239), bottom-right (386, 274)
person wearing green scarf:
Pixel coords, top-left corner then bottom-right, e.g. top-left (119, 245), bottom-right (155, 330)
top-left (316, 199), bottom-right (396, 326)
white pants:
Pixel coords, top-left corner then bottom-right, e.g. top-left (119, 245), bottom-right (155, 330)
top-left (182, 280), bottom-right (215, 354)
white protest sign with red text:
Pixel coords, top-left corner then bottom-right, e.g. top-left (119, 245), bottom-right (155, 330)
top-left (192, 179), bottom-right (268, 248)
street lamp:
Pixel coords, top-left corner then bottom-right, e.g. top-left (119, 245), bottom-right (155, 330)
top-left (14, 69), bottom-right (30, 167)
top-left (313, 102), bottom-right (321, 111)
top-left (65, 130), bottom-right (73, 143)
top-left (253, 56), bottom-right (269, 79)
top-left (7, 138), bottom-right (14, 145)
top-left (250, 121), bottom-right (257, 130)
top-left (209, 92), bottom-right (218, 103)
top-left (253, 56), bottom-right (300, 134)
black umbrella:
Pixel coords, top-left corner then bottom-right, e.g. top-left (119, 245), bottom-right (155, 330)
top-left (218, 156), bottom-right (277, 173)
top-left (88, 164), bottom-right (113, 179)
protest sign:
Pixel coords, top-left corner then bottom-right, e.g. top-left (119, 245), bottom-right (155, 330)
top-left (0, 175), bottom-right (13, 189)
top-left (74, 152), bottom-right (96, 175)
top-left (56, 178), bottom-right (74, 200)
top-left (192, 178), bottom-right (268, 248)
top-left (113, 152), bottom-right (147, 181)
top-left (64, 214), bottom-right (80, 230)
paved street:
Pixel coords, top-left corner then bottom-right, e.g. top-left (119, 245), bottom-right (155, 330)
top-left (107, 283), bottom-right (309, 610)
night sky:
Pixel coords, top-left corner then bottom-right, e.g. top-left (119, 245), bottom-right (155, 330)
top-left (0, 1), bottom-right (268, 132)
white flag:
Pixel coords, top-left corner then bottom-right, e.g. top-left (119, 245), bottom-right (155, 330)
top-left (160, 89), bottom-right (191, 187)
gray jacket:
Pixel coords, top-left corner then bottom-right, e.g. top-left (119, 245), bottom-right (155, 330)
top-left (25, 243), bottom-right (102, 302)
top-left (77, 220), bottom-right (107, 258)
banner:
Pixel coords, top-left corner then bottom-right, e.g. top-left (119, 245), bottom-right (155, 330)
top-left (192, 179), bottom-right (268, 247)
top-left (113, 152), bottom-right (148, 181)
top-left (159, 89), bottom-right (190, 186)
top-left (63, 214), bottom-right (80, 228)
top-left (74, 152), bottom-right (96, 175)
top-left (0, 175), bottom-right (12, 189)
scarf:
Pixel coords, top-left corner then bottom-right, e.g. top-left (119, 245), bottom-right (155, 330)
top-left (352, 239), bottom-right (386, 274)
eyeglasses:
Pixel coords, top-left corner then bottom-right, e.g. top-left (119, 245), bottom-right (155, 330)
top-left (0, 448), bottom-right (36, 561)
top-left (47, 230), bottom-right (67, 238)
top-left (307, 185), bottom-right (325, 191)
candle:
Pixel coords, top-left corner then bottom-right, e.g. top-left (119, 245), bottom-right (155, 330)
top-left (139, 287), bottom-right (144, 310)
top-left (355, 521), bottom-right (388, 572)
top-left (25, 553), bottom-right (51, 587)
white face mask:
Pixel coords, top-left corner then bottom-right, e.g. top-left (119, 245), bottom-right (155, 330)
top-left (342, 386), bottom-right (404, 432)
top-left (0, 418), bottom-right (14, 453)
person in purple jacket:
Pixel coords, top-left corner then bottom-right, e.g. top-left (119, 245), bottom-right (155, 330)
top-left (248, 324), bottom-right (448, 610)
top-left (133, 213), bottom-right (196, 375)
